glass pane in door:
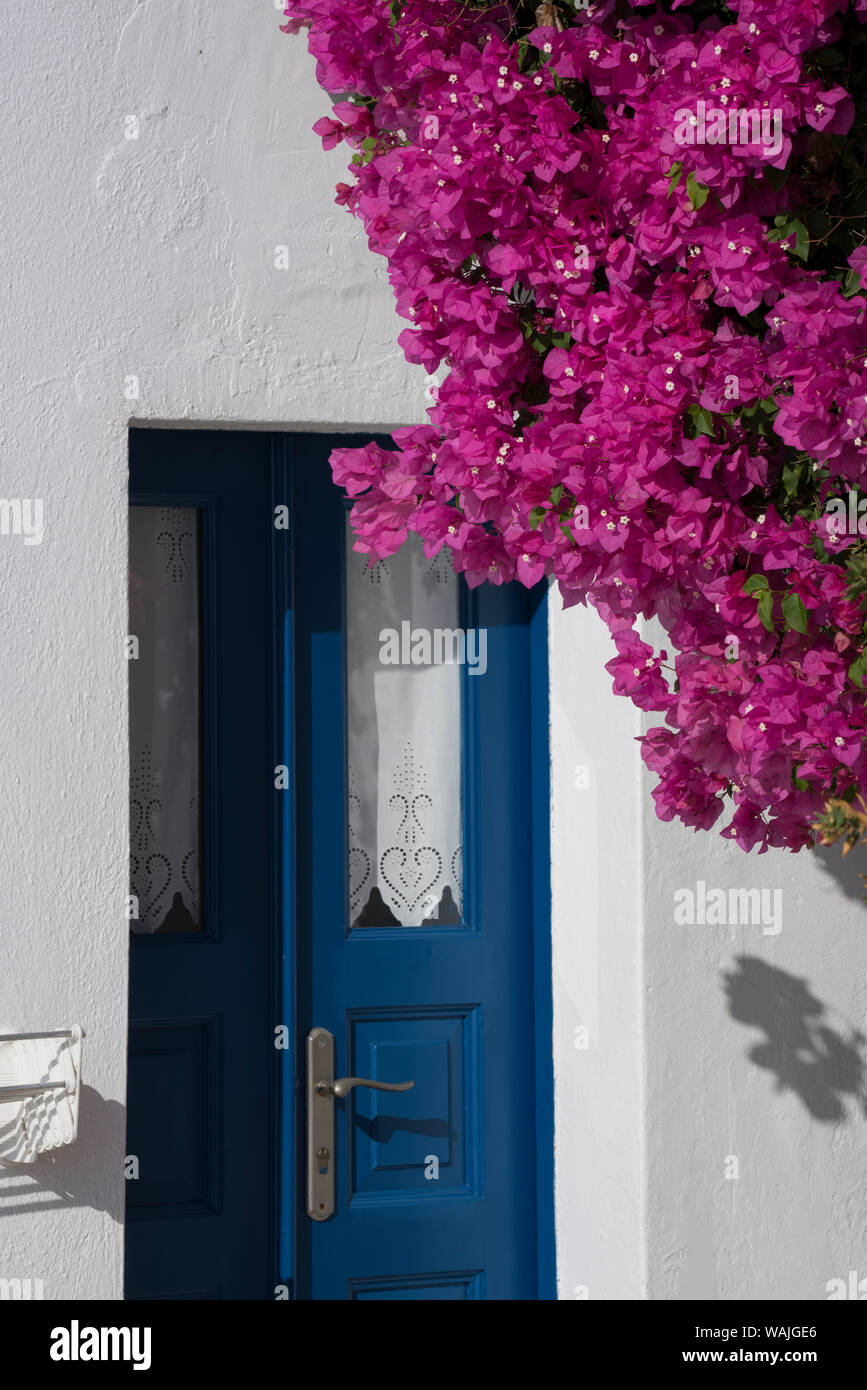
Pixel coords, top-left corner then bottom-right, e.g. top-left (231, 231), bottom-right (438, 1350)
top-left (346, 526), bottom-right (464, 927)
top-left (128, 505), bottom-right (203, 934)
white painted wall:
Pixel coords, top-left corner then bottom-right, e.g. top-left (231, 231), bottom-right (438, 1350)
top-left (1, 0), bottom-right (864, 1301)
top-left (549, 596), bottom-right (867, 1301)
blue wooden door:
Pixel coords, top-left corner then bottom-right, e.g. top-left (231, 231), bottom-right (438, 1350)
top-left (291, 438), bottom-right (552, 1300)
top-left (126, 430), bottom-right (552, 1300)
top-left (125, 430), bottom-right (278, 1299)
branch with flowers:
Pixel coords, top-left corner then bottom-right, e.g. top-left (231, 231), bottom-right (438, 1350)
top-left (282, 0), bottom-right (867, 856)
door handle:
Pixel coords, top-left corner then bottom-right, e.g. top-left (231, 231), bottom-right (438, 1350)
top-left (317, 1076), bottom-right (414, 1099)
top-left (306, 1027), bottom-right (414, 1221)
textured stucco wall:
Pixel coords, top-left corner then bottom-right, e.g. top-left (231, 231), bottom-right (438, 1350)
top-left (0, 0), bottom-right (419, 1300)
top-left (643, 764), bottom-right (867, 1302)
top-left (549, 596), bottom-right (867, 1300)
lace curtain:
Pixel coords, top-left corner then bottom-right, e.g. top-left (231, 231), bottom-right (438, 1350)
top-left (346, 527), bottom-right (463, 927)
top-left (129, 506), bottom-right (202, 934)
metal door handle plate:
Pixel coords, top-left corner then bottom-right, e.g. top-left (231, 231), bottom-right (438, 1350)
top-left (306, 1027), bottom-right (414, 1221)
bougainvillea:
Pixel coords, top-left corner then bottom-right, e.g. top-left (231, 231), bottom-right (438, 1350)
top-left (282, 0), bottom-right (867, 853)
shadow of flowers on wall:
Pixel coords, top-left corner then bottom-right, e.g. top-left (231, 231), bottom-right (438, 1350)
top-left (723, 956), bottom-right (867, 1124)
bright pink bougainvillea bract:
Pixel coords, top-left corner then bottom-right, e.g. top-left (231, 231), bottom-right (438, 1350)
top-left (283, 0), bottom-right (867, 854)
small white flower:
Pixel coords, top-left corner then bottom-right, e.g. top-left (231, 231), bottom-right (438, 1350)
top-left (600, 509), bottom-right (608, 517)
top-left (521, 552), bottom-right (531, 564)
top-left (608, 522), bottom-right (617, 531)
top-left (856, 437), bottom-right (864, 447)
top-left (757, 513), bottom-right (766, 523)
top-left (835, 736), bottom-right (845, 747)
top-left (497, 79), bottom-right (505, 89)
top-left (555, 259), bottom-right (565, 269)
top-left (587, 434), bottom-right (596, 443)
top-left (759, 722), bottom-right (767, 732)
top-left (665, 381), bottom-right (675, 391)
top-left (499, 66), bottom-right (508, 76)
top-left (449, 74), bottom-right (458, 84)
top-left (750, 530), bottom-right (758, 539)
top-left (542, 42), bottom-right (552, 55)
top-left (714, 44), bottom-right (722, 55)
top-left (589, 49), bottom-right (600, 60)
top-left (448, 524), bottom-right (456, 534)
top-left (654, 25), bottom-right (663, 36)
top-left (534, 76), bottom-right (543, 86)
top-left (674, 351), bottom-right (683, 361)
top-left (721, 78), bottom-right (731, 88)
top-left (629, 52), bottom-right (639, 63)
top-left (486, 399), bottom-right (496, 409)
top-left (645, 657), bottom-right (654, 668)
top-left (621, 517), bottom-right (629, 526)
top-left (564, 367), bottom-right (575, 378)
top-left (512, 80), bottom-right (523, 90)
top-left (665, 365), bottom-right (674, 375)
top-left (728, 241), bottom-right (737, 251)
top-left (815, 102), bottom-right (825, 115)
top-left (633, 667), bottom-right (641, 676)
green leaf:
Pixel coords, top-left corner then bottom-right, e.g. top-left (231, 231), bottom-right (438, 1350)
top-left (767, 218), bottom-right (809, 261)
top-left (757, 590), bottom-right (775, 632)
top-left (781, 592), bottom-right (808, 634)
top-left (667, 161), bottom-right (683, 198)
top-left (685, 172), bottom-right (709, 209)
top-left (687, 403), bottom-right (715, 437)
top-left (842, 268), bottom-right (862, 300)
top-left (789, 220), bottom-right (809, 262)
top-left (550, 484), bottom-right (564, 506)
top-left (528, 506), bottom-right (546, 530)
top-left (742, 573), bottom-right (769, 594)
top-left (849, 653), bottom-right (867, 690)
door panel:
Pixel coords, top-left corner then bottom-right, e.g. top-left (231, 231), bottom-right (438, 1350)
top-left (291, 442), bottom-right (544, 1300)
top-left (125, 431), bottom-right (277, 1300)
